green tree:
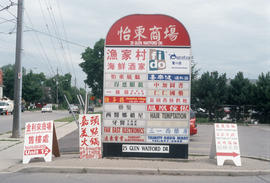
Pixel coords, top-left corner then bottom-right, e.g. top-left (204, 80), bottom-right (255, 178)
top-left (191, 60), bottom-right (200, 107)
top-left (22, 71), bottom-right (46, 103)
top-left (44, 73), bottom-right (77, 106)
top-left (227, 72), bottom-right (254, 121)
top-left (253, 72), bottom-right (270, 123)
top-left (195, 71), bottom-right (227, 121)
top-left (2, 64), bottom-right (15, 99)
top-left (80, 39), bottom-right (104, 99)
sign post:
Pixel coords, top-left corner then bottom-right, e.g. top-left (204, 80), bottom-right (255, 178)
top-left (103, 14), bottom-right (192, 158)
top-left (210, 123), bottom-right (241, 166)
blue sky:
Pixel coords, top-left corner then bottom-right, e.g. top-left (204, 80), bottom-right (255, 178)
top-left (0, 0), bottom-right (269, 88)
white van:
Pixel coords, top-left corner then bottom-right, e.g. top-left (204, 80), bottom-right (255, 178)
top-left (0, 100), bottom-right (14, 115)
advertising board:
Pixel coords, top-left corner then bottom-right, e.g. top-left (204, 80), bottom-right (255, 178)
top-left (79, 114), bottom-right (102, 159)
top-left (103, 14), bottom-right (191, 159)
top-left (210, 123), bottom-right (241, 166)
top-left (23, 121), bottom-right (54, 164)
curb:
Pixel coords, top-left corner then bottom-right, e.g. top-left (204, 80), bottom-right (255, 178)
top-left (16, 166), bottom-right (270, 176)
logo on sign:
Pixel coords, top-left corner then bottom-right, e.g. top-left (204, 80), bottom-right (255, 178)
top-left (149, 49), bottom-right (166, 71)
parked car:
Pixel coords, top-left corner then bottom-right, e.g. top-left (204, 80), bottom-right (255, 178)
top-left (190, 109), bottom-right (197, 135)
top-left (88, 104), bottom-right (94, 113)
top-left (41, 104), bottom-right (52, 113)
top-left (69, 104), bottom-right (80, 114)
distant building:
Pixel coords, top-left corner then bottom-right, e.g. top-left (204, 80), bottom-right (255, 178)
top-left (0, 69), bottom-right (3, 99)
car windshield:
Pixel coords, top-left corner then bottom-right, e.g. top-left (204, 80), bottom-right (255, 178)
top-left (190, 109), bottom-right (195, 118)
top-left (0, 102), bottom-right (7, 106)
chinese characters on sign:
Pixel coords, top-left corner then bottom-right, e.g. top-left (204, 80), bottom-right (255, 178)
top-left (210, 123), bottom-right (241, 166)
top-left (103, 14), bottom-right (191, 158)
top-left (23, 121), bottom-right (54, 164)
top-left (79, 114), bottom-right (102, 159)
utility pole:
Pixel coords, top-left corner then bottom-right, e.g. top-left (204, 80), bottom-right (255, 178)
top-left (84, 82), bottom-right (87, 114)
top-left (56, 67), bottom-right (59, 107)
top-left (12, 0), bottom-right (24, 138)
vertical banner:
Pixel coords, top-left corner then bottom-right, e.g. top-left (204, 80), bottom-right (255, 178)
top-left (79, 114), bottom-right (102, 159)
top-left (23, 121), bottom-right (54, 164)
top-left (103, 14), bottom-right (191, 158)
top-left (210, 123), bottom-right (241, 166)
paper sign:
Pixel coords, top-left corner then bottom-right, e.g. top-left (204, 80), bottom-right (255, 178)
top-left (210, 123), bottom-right (241, 166)
top-left (23, 121), bottom-right (54, 164)
top-left (79, 114), bottom-right (102, 159)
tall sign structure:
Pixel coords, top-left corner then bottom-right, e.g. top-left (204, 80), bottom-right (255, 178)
top-left (103, 14), bottom-right (191, 158)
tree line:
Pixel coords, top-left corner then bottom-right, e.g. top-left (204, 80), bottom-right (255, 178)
top-left (1, 64), bottom-right (85, 108)
top-left (80, 39), bottom-right (270, 123)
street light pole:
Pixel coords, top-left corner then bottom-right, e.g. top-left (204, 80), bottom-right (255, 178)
top-left (12, 0), bottom-right (24, 138)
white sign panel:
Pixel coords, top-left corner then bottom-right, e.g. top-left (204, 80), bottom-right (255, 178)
top-left (23, 121), bottom-right (53, 164)
top-left (79, 114), bottom-right (102, 159)
top-left (147, 135), bottom-right (189, 143)
top-left (122, 144), bottom-right (169, 153)
top-left (148, 48), bottom-right (190, 74)
top-left (105, 81), bottom-right (146, 88)
top-left (104, 111), bottom-right (146, 120)
top-left (147, 97), bottom-right (190, 105)
top-left (147, 81), bottom-right (189, 89)
top-left (105, 73), bottom-right (148, 81)
top-left (210, 123), bottom-right (241, 166)
top-left (103, 119), bottom-right (146, 127)
top-left (147, 128), bottom-right (188, 135)
top-left (104, 46), bottom-right (191, 146)
top-left (105, 48), bottom-right (148, 73)
top-left (104, 104), bottom-right (146, 112)
top-left (104, 89), bottom-right (146, 96)
top-left (148, 89), bottom-right (189, 97)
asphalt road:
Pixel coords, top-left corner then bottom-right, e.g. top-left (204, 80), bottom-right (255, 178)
top-left (59, 124), bottom-right (270, 160)
top-left (0, 110), bottom-right (70, 134)
top-left (0, 173), bottom-right (270, 183)
top-left (190, 124), bottom-right (270, 159)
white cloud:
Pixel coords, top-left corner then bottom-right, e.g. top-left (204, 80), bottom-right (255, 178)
top-left (0, 0), bottom-right (269, 87)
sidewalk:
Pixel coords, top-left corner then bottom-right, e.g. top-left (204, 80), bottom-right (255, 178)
top-left (0, 121), bottom-right (77, 172)
top-left (0, 121), bottom-right (270, 176)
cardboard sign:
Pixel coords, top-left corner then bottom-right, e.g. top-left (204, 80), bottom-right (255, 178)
top-left (23, 120), bottom-right (60, 164)
top-left (79, 114), bottom-right (102, 159)
top-left (210, 123), bottom-right (241, 166)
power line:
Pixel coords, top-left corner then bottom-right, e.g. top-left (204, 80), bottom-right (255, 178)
top-left (55, 0), bottom-right (77, 86)
top-left (0, 16), bottom-right (87, 48)
top-left (24, 9), bottom-right (56, 76)
top-left (0, 18), bottom-right (15, 24)
top-left (0, 0), bottom-right (16, 18)
top-left (24, 27), bottom-right (87, 48)
top-left (37, 0), bottom-right (63, 76)
top-left (43, 0), bottom-right (71, 76)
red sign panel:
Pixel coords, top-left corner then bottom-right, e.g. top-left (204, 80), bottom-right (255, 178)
top-left (106, 14), bottom-right (190, 46)
top-left (147, 105), bottom-right (189, 112)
